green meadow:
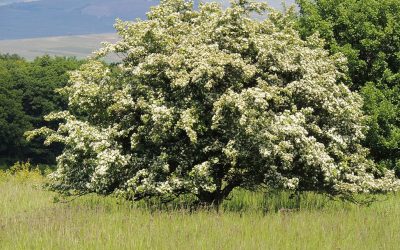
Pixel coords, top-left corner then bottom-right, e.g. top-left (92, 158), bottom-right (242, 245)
top-left (1, 169), bottom-right (399, 250)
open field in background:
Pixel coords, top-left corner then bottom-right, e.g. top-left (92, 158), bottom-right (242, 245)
top-left (0, 33), bottom-right (119, 61)
top-left (0, 171), bottom-right (399, 250)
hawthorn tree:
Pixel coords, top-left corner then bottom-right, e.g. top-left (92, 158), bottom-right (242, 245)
top-left (28, 0), bottom-right (399, 206)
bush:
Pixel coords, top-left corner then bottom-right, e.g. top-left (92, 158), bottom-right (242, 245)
top-left (0, 161), bottom-right (44, 182)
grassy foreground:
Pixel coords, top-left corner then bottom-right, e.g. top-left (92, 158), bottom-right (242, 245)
top-left (0, 171), bottom-right (399, 250)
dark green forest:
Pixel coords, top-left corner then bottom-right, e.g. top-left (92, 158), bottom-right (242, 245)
top-left (0, 54), bottom-right (84, 166)
top-left (296, 0), bottom-right (400, 175)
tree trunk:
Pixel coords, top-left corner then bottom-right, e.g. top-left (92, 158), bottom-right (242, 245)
top-left (197, 181), bottom-right (239, 211)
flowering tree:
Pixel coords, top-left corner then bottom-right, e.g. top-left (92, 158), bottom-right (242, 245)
top-left (27, 0), bottom-right (399, 206)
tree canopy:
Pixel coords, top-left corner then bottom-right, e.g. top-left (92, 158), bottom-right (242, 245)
top-left (296, 0), bottom-right (400, 175)
top-left (0, 54), bottom-right (31, 163)
top-left (28, 0), bottom-right (399, 205)
top-left (0, 54), bottom-right (83, 165)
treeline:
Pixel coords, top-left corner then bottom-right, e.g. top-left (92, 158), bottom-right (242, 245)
top-left (296, 0), bottom-right (400, 176)
top-left (0, 54), bottom-right (84, 165)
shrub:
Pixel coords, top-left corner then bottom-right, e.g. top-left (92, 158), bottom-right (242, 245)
top-left (0, 161), bottom-right (43, 182)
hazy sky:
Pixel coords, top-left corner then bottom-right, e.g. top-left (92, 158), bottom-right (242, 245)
top-left (203, 0), bottom-right (295, 9)
top-left (0, 0), bottom-right (297, 39)
top-left (0, 0), bottom-right (38, 6)
top-left (0, 0), bottom-right (296, 8)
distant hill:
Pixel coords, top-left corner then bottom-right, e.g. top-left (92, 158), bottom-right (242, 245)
top-left (0, 0), bottom-right (294, 40)
top-left (0, 33), bottom-right (119, 61)
top-left (0, 0), bottom-right (158, 39)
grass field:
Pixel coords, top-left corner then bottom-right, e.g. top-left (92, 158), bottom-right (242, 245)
top-left (0, 170), bottom-right (399, 250)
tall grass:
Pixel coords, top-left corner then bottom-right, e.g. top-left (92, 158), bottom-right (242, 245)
top-left (0, 170), bottom-right (399, 250)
